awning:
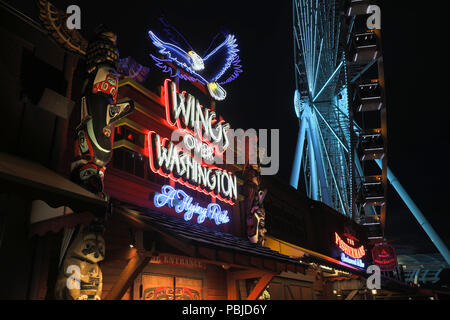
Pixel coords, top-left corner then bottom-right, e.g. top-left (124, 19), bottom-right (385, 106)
top-left (264, 235), bottom-right (367, 277)
top-left (115, 203), bottom-right (307, 274)
top-left (0, 152), bottom-right (107, 213)
top-left (0, 152), bottom-right (108, 235)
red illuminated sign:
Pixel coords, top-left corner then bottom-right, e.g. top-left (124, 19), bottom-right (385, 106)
top-left (163, 78), bottom-right (230, 152)
top-left (335, 232), bottom-right (366, 259)
top-left (372, 243), bottom-right (397, 271)
top-left (146, 79), bottom-right (237, 205)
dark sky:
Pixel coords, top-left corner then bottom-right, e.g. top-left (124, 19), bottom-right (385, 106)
top-left (9, 0), bottom-right (449, 255)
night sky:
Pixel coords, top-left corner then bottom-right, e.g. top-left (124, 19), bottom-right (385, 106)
top-left (9, 1), bottom-right (449, 255)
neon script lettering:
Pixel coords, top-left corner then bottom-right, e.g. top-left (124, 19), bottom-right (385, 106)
top-left (341, 253), bottom-right (365, 268)
top-left (154, 185), bottom-right (230, 225)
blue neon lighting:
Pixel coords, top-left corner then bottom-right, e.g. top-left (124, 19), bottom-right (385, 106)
top-left (219, 55), bottom-right (242, 85)
top-left (154, 185), bottom-right (230, 225)
top-left (149, 55), bottom-right (199, 83)
top-left (148, 30), bottom-right (242, 87)
top-left (340, 252), bottom-right (365, 268)
top-left (202, 34), bottom-right (239, 82)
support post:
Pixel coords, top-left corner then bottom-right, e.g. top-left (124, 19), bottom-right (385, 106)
top-left (290, 116), bottom-right (307, 189)
top-left (246, 273), bottom-right (274, 300)
top-left (376, 160), bottom-right (450, 265)
top-left (227, 271), bottom-right (238, 300)
top-left (105, 243), bottom-right (155, 300)
top-left (307, 114), bottom-right (332, 205)
top-left (306, 125), bottom-right (319, 200)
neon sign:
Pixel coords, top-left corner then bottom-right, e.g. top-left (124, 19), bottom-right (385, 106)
top-left (147, 79), bottom-right (237, 205)
top-left (335, 232), bottom-right (366, 259)
top-left (154, 185), bottom-right (230, 225)
top-left (163, 79), bottom-right (230, 152)
top-left (148, 30), bottom-right (242, 101)
top-left (340, 253), bottom-right (365, 268)
top-left (372, 243), bottom-right (397, 271)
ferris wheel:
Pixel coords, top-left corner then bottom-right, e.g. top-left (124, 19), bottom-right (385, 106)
top-left (289, 0), bottom-right (450, 266)
top-left (290, 0), bottom-right (387, 240)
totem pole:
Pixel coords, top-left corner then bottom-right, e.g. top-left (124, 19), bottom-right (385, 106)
top-left (54, 223), bottom-right (105, 300)
top-left (243, 164), bottom-right (268, 245)
top-left (70, 25), bottom-right (134, 199)
top-left (37, 1), bottom-right (136, 300)
top-left (58, 26), bottom-right (133, 300)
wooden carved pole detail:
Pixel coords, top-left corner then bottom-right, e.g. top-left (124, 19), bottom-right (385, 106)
top-left (38, 2), bottom-right (136, 300)
top-left (55, 224), bottom-right (105, 300)
top-left (243, 164), bottom-right (268, 245)
top-left (70, 25), bottom-right (134, 199)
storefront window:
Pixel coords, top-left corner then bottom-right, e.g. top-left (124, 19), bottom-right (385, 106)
top-left (141, 274), bottom-right (202, 300)
top-left (112, 147), bottom-right (147, 179)
top-left (114, 126), bottom-right (145, 148)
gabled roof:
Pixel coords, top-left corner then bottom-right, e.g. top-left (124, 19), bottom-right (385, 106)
top-left (115, 203), bottom-right (307, 272)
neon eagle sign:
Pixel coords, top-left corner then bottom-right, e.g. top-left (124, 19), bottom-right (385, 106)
top-left (148, 30), bottom-right (242, 101)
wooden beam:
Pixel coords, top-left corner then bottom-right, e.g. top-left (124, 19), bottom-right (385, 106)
top-left (345, 289), bottom-right (358, 300)
top-left (104, 242), bottom-right (155, 300)
top-left (263, 259), bottom-right (277, 271)
top-left (230, 269), bottom-right (270, 280)
top-left (217, 250), bottom-right (234, 264)
top-left (116, 207), bottom-right (196, 257)
top-left (249, 256), bottom-right (263, 269)
top-left (238, 280), bottom-right (248, 300)
top-left (227, 271), bottom-right (238, 300)
top-left (246, 273), bottom-right (275, 300)
top-left (235, 253), bottom-right (250, 267)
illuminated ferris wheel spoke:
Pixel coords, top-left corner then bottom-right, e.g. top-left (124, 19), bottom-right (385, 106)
top-left (316, 118), bottom-right (347, 215)
top-left (312, 104), bottom-right (349, 153)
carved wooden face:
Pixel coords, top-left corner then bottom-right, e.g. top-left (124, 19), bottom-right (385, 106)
top-left (70, 228), bottom-right (105, 263)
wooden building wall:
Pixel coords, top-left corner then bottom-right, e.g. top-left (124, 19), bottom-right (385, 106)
top-left (263, 174), bottom-right (371, 264)
top-left (205, 264), bottom-right (227, 300)
top-left (0, 3), bottom-right (79, 299)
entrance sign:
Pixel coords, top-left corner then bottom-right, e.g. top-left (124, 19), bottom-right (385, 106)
top-left (150, 253), bottom-right (206, 270)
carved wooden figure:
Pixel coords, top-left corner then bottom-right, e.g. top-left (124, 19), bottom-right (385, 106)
top-left (55, 225), bottom-right (105, 300)
top-left (243, 164), bottom-right (268, 245)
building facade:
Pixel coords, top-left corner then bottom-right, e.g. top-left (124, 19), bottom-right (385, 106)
top-left (2, 1), bottom-right (446, 301)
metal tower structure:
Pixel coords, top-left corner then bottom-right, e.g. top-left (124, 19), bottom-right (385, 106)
top-left (290, 0), bottom-right (450, 264)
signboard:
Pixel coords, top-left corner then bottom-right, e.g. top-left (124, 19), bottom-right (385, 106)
top-left (150, 253), bottom-right (206, 270)
top-left (147, 79), bottom-right (237, 205)
top-left (372, 243), bottom-right (397, 271)
top-left (334, 232), bottom-right (367, 268)
top-left (148, 30), bottom-right (242, 101)
top-left (154, 185), bottom-right (230, 225)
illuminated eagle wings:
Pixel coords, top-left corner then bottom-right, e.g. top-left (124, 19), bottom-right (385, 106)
top-left (148, 30), bottom-right (242, 101)
top-left (202, 34), bottom-right (239, 83)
